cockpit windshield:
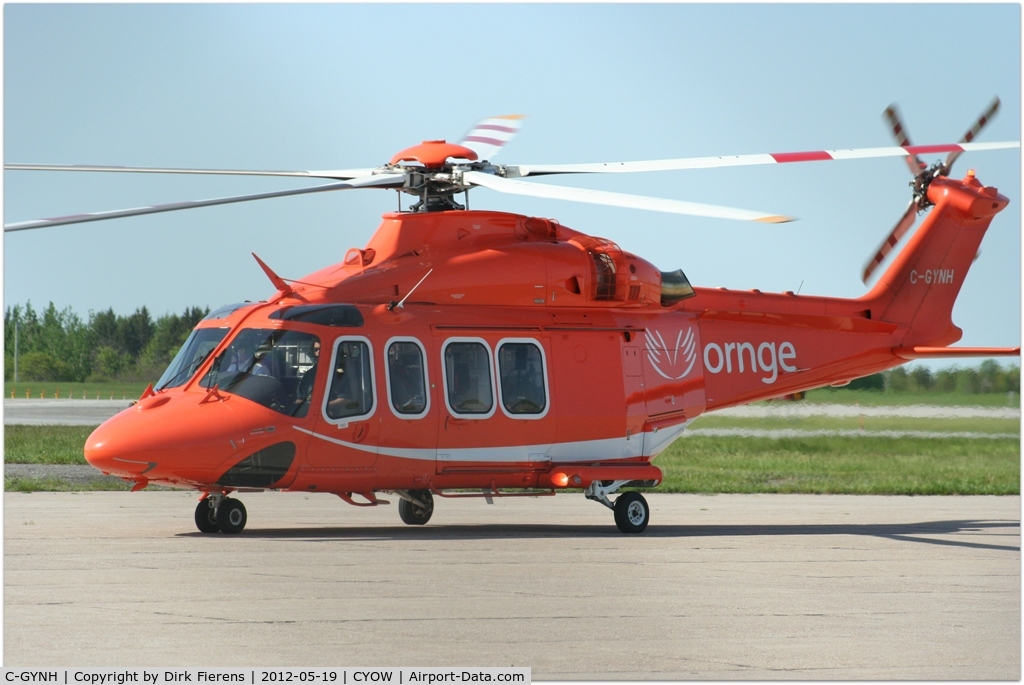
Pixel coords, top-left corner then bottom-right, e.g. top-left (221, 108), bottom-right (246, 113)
top-left (155, 327), bottom-right (229, 391)
top-left (201, 328), bottom-right (321, 417)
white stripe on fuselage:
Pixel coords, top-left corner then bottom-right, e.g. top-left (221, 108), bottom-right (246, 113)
top-left (293, 421), bottom-right (692, 462)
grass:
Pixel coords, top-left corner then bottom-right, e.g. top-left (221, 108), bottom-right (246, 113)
top-left (656, 435), bottom-right (1019, 495)
top-left (693, 414), bottom-right (1020, 435)
top-left (4, 476), bottom-right (131, 492)
top-left (5, 381), bottom-right (149, 400)
top-left (4, 425), bottom-right (96, 464)
top-left (4, 422), bottom-right (1019, 495)
top-left (804, 387), bottom-right (1020, 408)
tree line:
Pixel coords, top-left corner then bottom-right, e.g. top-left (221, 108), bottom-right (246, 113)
top-left (5, 301), bottom-right (209, 383)
top-left (849, 361), bottom-right (1019, 395)
top-left (3, 301), bottom-right (1020, 394)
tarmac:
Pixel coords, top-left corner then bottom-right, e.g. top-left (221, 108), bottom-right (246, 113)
top-left (4, 398), bottom-right (132, 426)
top-left (4, 491), bottom-right (1020, 678)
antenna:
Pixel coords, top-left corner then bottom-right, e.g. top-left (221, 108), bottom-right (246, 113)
top-left (388, 268), bottom-right (434, 311)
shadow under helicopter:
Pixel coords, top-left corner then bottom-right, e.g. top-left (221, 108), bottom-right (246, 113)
top-left (179, 519), bottom-right (1020, 552)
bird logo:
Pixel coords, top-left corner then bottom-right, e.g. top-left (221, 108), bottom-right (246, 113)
top-left (645, 326), bottom-right (698, 380)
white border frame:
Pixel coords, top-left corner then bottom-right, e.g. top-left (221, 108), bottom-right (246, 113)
top-left (440, 337), bottom-right (497, 420)
top-left (322, 335), bottom-right (377, 427)
top-left (495, 338), bottom-right (551, 420)
top-left (384, 336), bottom-right (431, 420)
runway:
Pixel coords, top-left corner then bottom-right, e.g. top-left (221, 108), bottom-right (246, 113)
top-left (3, 399), bottom-right (132, 426)
top-left (5, 491), bottom-right (1019, 678)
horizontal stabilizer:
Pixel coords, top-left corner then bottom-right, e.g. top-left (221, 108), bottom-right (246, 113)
top-left (893, 346), bottom-right (1020, 360)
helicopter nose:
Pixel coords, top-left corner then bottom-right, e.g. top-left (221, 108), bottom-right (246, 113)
top-left (84, 415), bottom-right (152, 479)
top-left (84, 402), bottom-right (175, 483)
top-left (84, 393), bottom-right (248, 486)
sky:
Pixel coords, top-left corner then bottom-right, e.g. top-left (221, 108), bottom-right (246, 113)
top-left (3, 4), bottom-right (1021, 368)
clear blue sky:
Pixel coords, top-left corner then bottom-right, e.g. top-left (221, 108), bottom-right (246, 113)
top-left (4, 4), bottom-right (1020, 366)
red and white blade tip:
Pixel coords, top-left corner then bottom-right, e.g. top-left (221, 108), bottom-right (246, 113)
top-left (459, 115), bottom-right (525, 161)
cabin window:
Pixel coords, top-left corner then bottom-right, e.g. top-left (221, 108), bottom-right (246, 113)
top-left (497, 340), bottom-right (548, 417)
top-left (200, 328), bottom-right (320, 418)
top-left (386, 338), bottom-right (429, 418)
top-left (156, 327), bottom-right (229, 390)
top-left (442, 339), bottom-right (495, 417)
top-left (324, 337), bottom-right (376, 422)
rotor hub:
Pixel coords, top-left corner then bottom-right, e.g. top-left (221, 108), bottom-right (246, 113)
top-left (389, 141), bottom-right (478, 169)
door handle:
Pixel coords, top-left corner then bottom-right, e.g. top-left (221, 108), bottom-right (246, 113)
top-left (352, 423), bottom-right (368, 443)
top-left (446, 415), bottom-right (469, 428)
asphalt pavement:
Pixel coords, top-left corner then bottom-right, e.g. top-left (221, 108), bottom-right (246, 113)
top-left (4, 398), bottom-right (132, 426)
top-left (4, 491), bottom-right (1019, 678)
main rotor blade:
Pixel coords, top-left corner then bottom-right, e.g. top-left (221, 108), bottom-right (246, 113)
top-left (945, 97), bottom-right (1001, 173)
top-left (463, 171), bottom-right (794, 223)
top-left (862, 198), bottom-right (918, 283)
top-left (459, 115), bottom-right (525, 161)
top-left (4, 163), bottom-right (379, 180)
top-left (4, 174), bottom-right (404, 232)
top-left (507, 141), bottom-right (1019, 177)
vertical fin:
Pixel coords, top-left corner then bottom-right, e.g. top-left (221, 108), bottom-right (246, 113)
top-left (863, 173), bottom-right (1009, 347)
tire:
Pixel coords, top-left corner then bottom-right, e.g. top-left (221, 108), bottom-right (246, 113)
top-left (194, 499), bottom-right (220, 534)
top-left (217, 498), bottom-right (247, 534)
top-left (398, 490), bottom-right (433, 525)
top-left (614, 491), bottom-right (649, 534)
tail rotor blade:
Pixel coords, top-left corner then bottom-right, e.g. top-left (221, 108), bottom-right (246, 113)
top-left (883, 104), bottom-right (927, 176)
top-left (945, 97), bottom-right (1001, 173)
top-left (862, 199), bottom-right (918, 283)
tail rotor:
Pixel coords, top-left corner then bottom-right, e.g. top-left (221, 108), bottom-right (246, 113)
top-left (862, 97), bottom-right (1002, 284)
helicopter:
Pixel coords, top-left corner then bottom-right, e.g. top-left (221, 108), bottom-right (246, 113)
top-left (5, 101), bottom-right (1020, 534)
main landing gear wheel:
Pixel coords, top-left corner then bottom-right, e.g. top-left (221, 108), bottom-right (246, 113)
top-left (398, 490), bottom-right (434, 525)
top-left (217, 498), bottom-right (248, 534)
top-left (614, 492), bottom-right (650, 534)
top-left (194, 499), bottom-right (220, 534)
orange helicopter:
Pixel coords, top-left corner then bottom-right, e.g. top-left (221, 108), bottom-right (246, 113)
top-left (5, 101), bottom-right (1020, 534)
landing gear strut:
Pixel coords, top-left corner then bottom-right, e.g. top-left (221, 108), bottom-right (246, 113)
top-left (585, 480), bottom-right (651, 534)
top-left (396, 489), bottom-right (434, 525)
top-left (194, 495), bottom-right (248, 534)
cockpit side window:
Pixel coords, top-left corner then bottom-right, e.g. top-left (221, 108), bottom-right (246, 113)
top-left (201, 328), bottom-right (320, 417)
top-left (386, 338), bottom-right (429, 418)
top-left (324, 337), bottom-right (376, 422)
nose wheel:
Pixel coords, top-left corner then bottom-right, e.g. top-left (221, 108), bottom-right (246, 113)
top-left (195, 499), bottom-right (220, 533)
top-left (194, 496), bottom-right (248, 534)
